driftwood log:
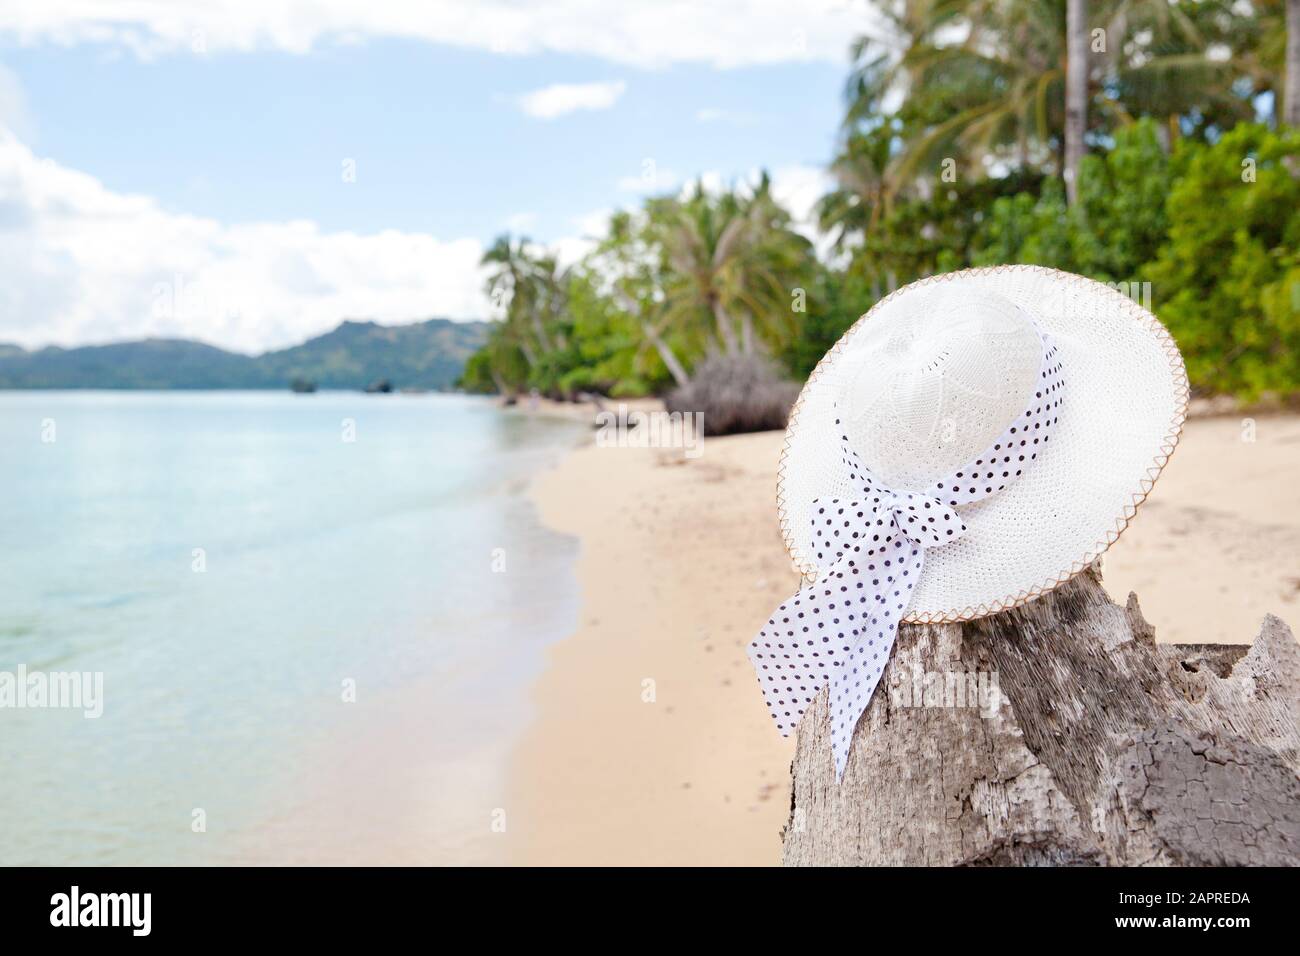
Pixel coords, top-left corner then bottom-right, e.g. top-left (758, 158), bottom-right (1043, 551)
top-left (782, 566), bottom-right (1300, 866)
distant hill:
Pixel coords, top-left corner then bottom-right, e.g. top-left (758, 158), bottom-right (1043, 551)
top-left (0, 318), bottom-right (488, 390)
top-left (255, 319), bottom-right (487, 391)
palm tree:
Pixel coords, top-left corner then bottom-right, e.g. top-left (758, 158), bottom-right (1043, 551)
top-left (482, 234), bottom-right (556, 360)
top-left (591, 211), bottom-right (693, 388)
top-left (648, 189), bottom-right (743, 354)
top-left (818, 125), bottom-right (893, 248)
top-left (1102, 0), bottom-right (1250, 139)
top-left (1065, 0), bottom-right (1088, 203)
top-left (471, 320), bottom-right (533, 395)
top-left (647, 175), bottom-right (812, 358)
top-left (845, 0), bottom-right (1071, 197)
top-left (527, 249), bottom-right (572, 353)
top-left (1287, 0), bottom-right (1300, 125)
top-left (842, 0), bottom-right (1242, 200)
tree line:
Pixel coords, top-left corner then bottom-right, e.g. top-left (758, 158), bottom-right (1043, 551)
top-left (462, 0), bottom-right (1300, 402)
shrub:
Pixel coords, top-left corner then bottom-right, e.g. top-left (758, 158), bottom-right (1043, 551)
top-left (1145, 124), bottom-right (1300, 397)
top-left (779, 266), bottom-right (878, 381)
top-left (664, 353), bottom-right (800, 436)
top-left (969, 179), bottom-right (1073, 271)
top-left (969, 119), bottom-right (1170, 283)
top-left (1073, 119), bottom-right (1171, 281)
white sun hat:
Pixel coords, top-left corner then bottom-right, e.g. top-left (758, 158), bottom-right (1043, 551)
top-left (751, 266), bottom-right (1188, 778)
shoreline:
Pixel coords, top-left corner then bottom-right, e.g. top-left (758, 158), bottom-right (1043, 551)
top-left (508, 431), bottom-right (796, 865)
top-left (507, 411), bottom-right (1300, 865)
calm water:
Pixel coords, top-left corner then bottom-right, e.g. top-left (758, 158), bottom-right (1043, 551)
top-left (0, 391), bottom-right (586, 864)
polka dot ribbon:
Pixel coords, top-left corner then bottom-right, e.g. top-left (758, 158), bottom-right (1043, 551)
top-left (749, 334), bottom-right (1063, 780)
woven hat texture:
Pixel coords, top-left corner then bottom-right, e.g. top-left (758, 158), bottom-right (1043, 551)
top-left (778, 266), bottom-right (1189, 623)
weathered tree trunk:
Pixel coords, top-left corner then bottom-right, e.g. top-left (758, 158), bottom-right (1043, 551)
top-left (710, 297), bottom-right (740, 355)
top-left (529, 313), bottom-right (555, 356)
top-left (1286, 0), bottom-right (1300, 127)
top-left (641, 321), bottom-right (691, 388)
top-left (741, 313), bottom-right (756, 354)
top-left (783, 567), bottom-right (1300, 866)
top-left (1064, 0), bottom-right (1088, 205)
top-left (518, 338), bottom-right (538, 368)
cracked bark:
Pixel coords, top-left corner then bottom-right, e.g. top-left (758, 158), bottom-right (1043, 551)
top-left (782, 566), bottom-right (1300, 866)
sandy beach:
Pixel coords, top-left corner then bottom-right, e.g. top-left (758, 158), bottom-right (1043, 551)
top-left (509, 408), bottom-right (1300, 866)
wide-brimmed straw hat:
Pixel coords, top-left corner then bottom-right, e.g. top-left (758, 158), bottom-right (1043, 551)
top-left (779, 265), bottom-right (1188, 623)
top-left (751, 266), bottom-right (1188, 777)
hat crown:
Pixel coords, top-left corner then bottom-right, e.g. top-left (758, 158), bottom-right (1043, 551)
top-left (840, 289), bottom-right (1043, 490)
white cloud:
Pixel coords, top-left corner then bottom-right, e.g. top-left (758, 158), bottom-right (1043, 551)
top-left (0, 1), bottom-right (877, 68)
top-left (552, 208), bottom-right (612, 267)
top-left (0, 129), bottom-right (489, 353)
top-left (573, 207), bottom-right (612, 238)
top-left (517, 80), bottom-right (625, 120)
top-left (768, 163), bottom-right (836, 257)
top-left (0, 132), bottom-right (836, 353)
top-left (768, 163), bottom-right (833, 229)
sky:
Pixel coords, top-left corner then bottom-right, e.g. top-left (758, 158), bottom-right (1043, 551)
top-left (0, 1), bottom-right (887, 353)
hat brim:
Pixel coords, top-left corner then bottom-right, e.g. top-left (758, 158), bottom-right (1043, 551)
top-left (778, 265), bottom-right (1189, 623)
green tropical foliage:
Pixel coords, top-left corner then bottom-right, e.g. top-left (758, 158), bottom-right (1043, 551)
top-left (463, 1), bottom-right (1300, 406)
top-left (468, 178), bottom-right (815, 399)
top-left (968, 118), bottom-right (1170, 280)
top-left (1145, 124), bottom-right (1300, 396)
top-left (648, 174), bottom-right (815, 357)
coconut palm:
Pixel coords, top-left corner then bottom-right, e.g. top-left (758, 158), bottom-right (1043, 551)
top-left (843, 0), bottom-right (1245, 201)
top-left (646, 175), bottom-right (813, 358)
top-left (469, 318), bottom-right (533, 395)
top-left (1290, 0), bottom-right (1300, 125)
top-left (482, 234), bottom-right (559, 361)
top-left (1065, 0), bottom-right (1088, 203)
top-left (1101, 0), bottom-right (1251, 138)
top-left (590, 210), bottom-right (693, 387)
top-left (1240, 0), bottom-right (1300, 125)
top-left (526, 249), bottom-right (572, 353)
top-left (844, 0), bottom-right (1072, 196)
top-left (818, 125), bottom-right (894, 249)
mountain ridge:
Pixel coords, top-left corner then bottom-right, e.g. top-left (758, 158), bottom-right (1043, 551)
top-left (0, 317), bottom-right (488, 390)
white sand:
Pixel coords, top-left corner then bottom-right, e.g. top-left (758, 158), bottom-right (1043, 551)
top-left (508, 411), bottom-right (1300, 864)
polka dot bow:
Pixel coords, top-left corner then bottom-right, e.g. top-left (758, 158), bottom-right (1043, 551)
top-left (749, 336), bottom-right (1063, 780)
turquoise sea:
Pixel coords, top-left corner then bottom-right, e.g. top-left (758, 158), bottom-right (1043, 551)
top-left (0, 391), bottom-right (586, 864)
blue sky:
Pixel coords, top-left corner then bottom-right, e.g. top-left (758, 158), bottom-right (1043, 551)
top-left (6, 40), bottom-right (844, 238)
top-left (0, 2), bottom-right (883, 352)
